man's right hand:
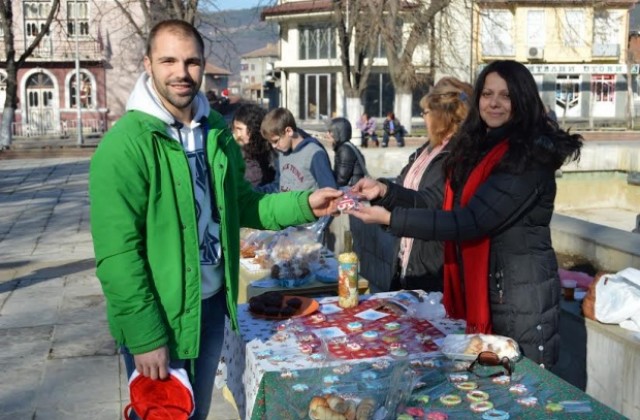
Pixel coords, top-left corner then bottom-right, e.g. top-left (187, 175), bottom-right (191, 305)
top-left (134, 345), bottom-right (169, 380)
top-left (351, 178), bottom-right (387, 201)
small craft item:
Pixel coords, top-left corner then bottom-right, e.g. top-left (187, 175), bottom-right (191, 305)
top-left (439, 394), bottom-right (462, 406)
top-left (508, 384), bottom-right (528, 395)
top-left (336, 190), bottom-right (361, 212)
top-left (470, 401), bottom-right (494, 413)
top-left (466, 390), bottom-right (489, 402)
top-left (448, 373), bottom-right (469, 383)
top-left (482, 409), bottom-right (510, 419)
top-left (491, 375), bottom-right (511, 385)
top-left (516, 396), bottom-right (538, 407)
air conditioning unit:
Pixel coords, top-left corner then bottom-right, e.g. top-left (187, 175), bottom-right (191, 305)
top-left (528, 47), bottom-right (544, 60)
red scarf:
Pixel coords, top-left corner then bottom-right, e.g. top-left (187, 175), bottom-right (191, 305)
top-left (442, 140), bottom-right (509, 333)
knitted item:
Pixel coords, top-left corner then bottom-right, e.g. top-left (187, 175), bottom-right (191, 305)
top-left (124, 368), bottom-right (194, 420)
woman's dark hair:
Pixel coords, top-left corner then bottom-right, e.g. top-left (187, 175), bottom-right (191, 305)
top-left (444, 60), bottom-right (582, 190)
top-left (232, 104), bottom-right (274, 177)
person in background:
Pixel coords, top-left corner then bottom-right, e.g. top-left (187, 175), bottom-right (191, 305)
top-left (89, 20), bottom-right (342, 420)
top-left (378, 77), bottom-right (471, 292)
top-left (232, 103), bottom-right (278, 192)
top-left (348, 60), bottom-right (583, 369)
top-left (261, 107), bottom-right (337, 192)
top-left (382, 111), bottom-right (405, 147)
top-left (546, 103), bottom-right (558, 122)
top-left (327, 117), bottom-right (367, 187)
top-left (356, 112), bottom-right (379, 148)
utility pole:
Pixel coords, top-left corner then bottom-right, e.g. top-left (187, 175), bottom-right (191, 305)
top-left (74, 0), bottom-right (83, 145)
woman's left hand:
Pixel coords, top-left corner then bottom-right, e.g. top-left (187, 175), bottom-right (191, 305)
top-left (346, 205), bottom-right (391, 225)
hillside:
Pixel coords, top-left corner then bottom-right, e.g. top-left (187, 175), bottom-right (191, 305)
top-left (199, 7), bottom-right (279, 79)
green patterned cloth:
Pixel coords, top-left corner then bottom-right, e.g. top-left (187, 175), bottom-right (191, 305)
top-left (250, 356), bottom-right (626, 419)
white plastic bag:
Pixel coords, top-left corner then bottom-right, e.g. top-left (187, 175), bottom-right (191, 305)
top-left (595, 267), bottom-right (640, 332)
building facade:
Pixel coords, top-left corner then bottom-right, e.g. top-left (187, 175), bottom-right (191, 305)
top-left (240, 42), bottom-right (279, 107)
top-left (475, 0), bottom-right (637, 126)
top-left (261, 0), bottom-right (472, 124)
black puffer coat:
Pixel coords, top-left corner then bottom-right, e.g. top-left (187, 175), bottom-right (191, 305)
top-left (330, 119), bottom-right (366, 187)
top-left (387, 154), bottom-right (561, 368)
top-left (375, 142), bottom-right (448, 292)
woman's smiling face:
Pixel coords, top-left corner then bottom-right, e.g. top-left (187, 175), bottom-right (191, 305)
top-left (479, 72), bottom-right (512, 129)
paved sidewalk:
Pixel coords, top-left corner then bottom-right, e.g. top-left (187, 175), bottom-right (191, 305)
top-left (0, 158), bottom-right (239, 419)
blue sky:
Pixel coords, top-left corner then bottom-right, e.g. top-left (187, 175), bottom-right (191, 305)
top-left (218, 0), bottom-right (267, 10)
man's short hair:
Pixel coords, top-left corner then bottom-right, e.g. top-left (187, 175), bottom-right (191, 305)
top-left (261, 108), bottom-right (298, 139)
top-left (146, 19), bottom-right (205, 58)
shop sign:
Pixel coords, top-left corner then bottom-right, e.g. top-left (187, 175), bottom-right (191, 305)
top-left (525, 64), bottom-right (640, 75)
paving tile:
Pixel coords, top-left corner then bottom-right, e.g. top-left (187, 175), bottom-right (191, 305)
top-left (50, 322), bottom-right (115, 358)
top-left (37, 356), bottom-right (120, 406)
top-left (0, 359), bottom-right (45, 414)
top-left (0, 410), bottom-right (36, 420)
top-left (34, 402), bottom-right (122, 420)
top-left (0, 283), bottom-right (63, 328)
top-left (0, 325), bottom-right (53, 361)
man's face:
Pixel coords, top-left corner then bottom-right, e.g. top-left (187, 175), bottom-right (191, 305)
top-left (232, 121), bottom-right (250, 146)
top-left (143, 29), bottom-right (204, 118)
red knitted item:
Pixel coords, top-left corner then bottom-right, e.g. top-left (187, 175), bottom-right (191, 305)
top-left (124, 370), bottom-right (194, 420)
top-left (443, 139), bottom-right (509, 333)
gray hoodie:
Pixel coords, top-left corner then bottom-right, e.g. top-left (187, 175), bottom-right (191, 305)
top-left (126, 73), bottom-right (223, 299)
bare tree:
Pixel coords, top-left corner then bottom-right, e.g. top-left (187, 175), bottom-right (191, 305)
top-left (0, 0), bottom-right (61, 148)
top-left (332, 0), bottom-right (381, 143)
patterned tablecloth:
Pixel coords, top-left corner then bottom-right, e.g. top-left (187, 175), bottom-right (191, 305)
top-left (220, 291), bottom-right (465, 419)
top-left (219, 291), bottom-right (625, 419)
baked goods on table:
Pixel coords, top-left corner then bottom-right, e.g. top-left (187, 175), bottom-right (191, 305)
top-left (308, 394), bottom-right (376, 420)
top-left (441, 334), bottom-right (520, 361)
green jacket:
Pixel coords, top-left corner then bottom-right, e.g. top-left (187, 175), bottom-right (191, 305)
top-left (90, 110), bottom-right (315, 359)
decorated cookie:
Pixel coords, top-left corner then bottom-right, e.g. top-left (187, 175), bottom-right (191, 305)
top-left (346, 342), bottom-right (362, 351)
top-left (470, 401), bottom-right (494, 413)
top-left (491, 375), bottom-right (511, 385)
top-left (382, 334), bottom-right (399, 343)
top-left (390, 348), bottom-right (408, 358)
top-left (516, 396), bottom-right (538, 407)
top-left (466, 390), bottom-right (489, 402)
top-left (448, 373), bottom-right (469, 383)
top-left (310, 313), bottom-right (326, 323)
top-left (546, 402), bottom-right (563, 412)
top-left (508, 384), bottom-right (528, 395)
top-left (384, 321), bottom-right (401, 331)
top-left (405, 407), bottom-right (425, 417)
top-left (439, 394), bottom-right (462, 406)
top-left (362, 330), bottom-right (379, 341)
top-left (482, 409), bottom-right (510, 419)
top-left (346, 321), bottom-right (363, 331)
top-left (456, 381), bottom-right (478, 391)
top-left (292, 383), bottom-right (309, 392)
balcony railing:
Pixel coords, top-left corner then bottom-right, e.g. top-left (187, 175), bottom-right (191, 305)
top-left (12, 119), bottom-right (105, 138)
top-left (3, 38), bottom-right (105, 61)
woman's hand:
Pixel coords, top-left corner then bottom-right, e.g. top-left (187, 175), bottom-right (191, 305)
top-left (346, 205), bottom-right (391, 225)
top-left (350, 178), bottom-right (387, 201)
top-left (308, 188), bottom-right (344, 217)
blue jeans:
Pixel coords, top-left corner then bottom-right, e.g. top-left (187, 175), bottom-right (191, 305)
top-left (122, 291), bottom-right (227, 420)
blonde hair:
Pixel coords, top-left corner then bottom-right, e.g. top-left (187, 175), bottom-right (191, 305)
top-left (420, 77), bottom-right (473, 145)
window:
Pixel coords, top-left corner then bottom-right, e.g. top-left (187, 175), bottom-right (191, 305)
top-left (298, 73), bottom-right (336, 120)
top-left (240, 63), bottom-right (248, 72)
top-left (562, 10), bottom-right (586, 48)
top-left (592, 75), bottom-right (615, 103)
top-left (299, 25), bottom-right (337, 60)
top-left (67, 0), bottom-right (89, 36)
top-left (480, 9), bottom-right (515, 56)
top-left (69, 71), bottom-right (93, 108)
top-left (593, 11), bottom-right (621, 56)
top-left (251, 64), bottom-right (255, 71)
top-left (527, 10), bottom-right (545, 48)
top-left (23, 1), bottom-right (53, 56)
top-left (363, 73), bottom-right (394, 118)
top-left (555, 75), bottom-right (581, 117)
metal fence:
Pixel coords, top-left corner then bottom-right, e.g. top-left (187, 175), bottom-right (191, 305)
top-left (11, 119), bottom-right (105, 138)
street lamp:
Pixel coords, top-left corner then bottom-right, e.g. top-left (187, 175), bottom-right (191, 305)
top-left (74, 0), bottom-right (83, 145)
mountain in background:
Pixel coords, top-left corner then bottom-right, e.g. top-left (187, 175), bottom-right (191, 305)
top-left (200, 7), bottom-right (278, 80)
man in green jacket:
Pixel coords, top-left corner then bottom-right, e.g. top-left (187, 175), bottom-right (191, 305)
top-left (89, 20), bottom-right (341, 420)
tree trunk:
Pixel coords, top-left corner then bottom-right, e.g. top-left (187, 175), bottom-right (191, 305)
top-left (345, 96), bottom-right (362, 146)
top-left (394, 91), bottom-right (413, 135)
top-left (0, 109), bottom-right (14, 148)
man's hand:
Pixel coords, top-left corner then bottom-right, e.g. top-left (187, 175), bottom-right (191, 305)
top-left (134, 345), bottom-right (169, 380)
top-left (346, 205), bottom-right (391, 225)
top-left (308, 188), bottom-right (343, 217)
top-left (350, 178), bottom-right (387, 201)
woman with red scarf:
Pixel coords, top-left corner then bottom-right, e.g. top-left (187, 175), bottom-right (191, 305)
top-left (348, 60), bottom-right (582, 369)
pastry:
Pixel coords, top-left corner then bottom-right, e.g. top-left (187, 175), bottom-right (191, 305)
top-left (439, 394), bottom-right (462, 406)
top-left (508, 384), bottom-right (527, 395)
top-left (466, 390), bottom-right (489, 402)
top-left (355, 398), bottom-right (376, 420)
top-left (469, 401), bottom-right (494, 413)
top-left (362, 331), bottom-right (379, 341)
top-left (448, 373), bottom-right (469, 383)
top-left (491, 375), bottom-right (510, 385)
top-left (384, 321), bottom-right (401, 331)
top-left (455, 381), bottom-right (478, 391)
top-left (346, 321), bottom-right (363, 331)
top-left (482, 409), bottom-right (510, 419)
top-left (516, 396), bottom-right (538, 407)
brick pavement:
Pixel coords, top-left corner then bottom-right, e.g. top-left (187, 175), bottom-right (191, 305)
top-left (0, 158), bottom-right (239, 419)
